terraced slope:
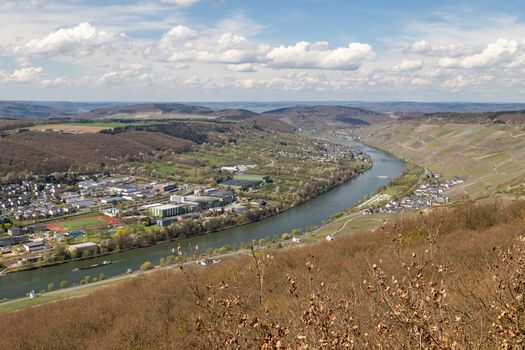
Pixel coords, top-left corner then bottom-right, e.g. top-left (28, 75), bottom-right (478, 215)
top-left (360, 122), bottom-right (525, 198)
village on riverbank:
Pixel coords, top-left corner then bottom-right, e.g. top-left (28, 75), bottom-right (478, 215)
top-left (0, 136), bottom-right (370, 276)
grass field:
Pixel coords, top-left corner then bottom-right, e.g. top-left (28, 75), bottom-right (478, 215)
top-left (0, 279), bottom-right (131, 314)
top-left (31, 122), bottom-right (144, 133)
top-left (360, 122), bottom-right (525, 199)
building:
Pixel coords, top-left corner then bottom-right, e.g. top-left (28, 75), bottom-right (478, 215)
top-left (65, 230), bottom-right (84, 238)
top-left (101, 197), bottom-right (124, 205)
top-left (153, 183), bottom-right (177, 193)
top-left (23, 255), bottom-right (40, 264)
top-left (156, 216), bottom-right (180, 227)
top-left (7, 226), bottom-right (22, 237)
top-left (72, 200), bottom-right (97, 209)
top-left (149, 204), bottom-right (187, 218)
top-left (221, 179), bottom-right (262, 190)
top-left (234, 174), bottom-right (272, 183)
top-left (62, 193), bottom-right (82, 204)
top-left (0, 237), bottom-right (15, 247)
top-left (170, 195), bottom-right (223, 211)
top-left (68, 242), bottom-right (98, 255)
top-left (111, 185), bottom-right (140, 195)
top-left (103, 208), bottom-right (121, 217)
top-left (22, 241), bottom-right (47, 252)
top-left (203, 189), bottom-right (235, 204)
top-left (220, 164), bottom-right (257, 173)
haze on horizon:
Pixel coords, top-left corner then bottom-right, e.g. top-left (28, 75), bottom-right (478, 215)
top-left (0, 0), bottom-right (524, 102)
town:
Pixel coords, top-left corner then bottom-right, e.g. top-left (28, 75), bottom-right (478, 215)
top-left (0, 171), bottom-right (273, 270)
top-left (275, 140), bottom-right (371, 163)
top-left (0, 139), bottom-right (369, 272)
top-left (361, 174), bottom-right (464, 214)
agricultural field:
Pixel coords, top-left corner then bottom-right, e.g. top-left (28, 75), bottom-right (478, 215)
top-left (31, 122), bottom-right (144, 133)
top-left (359, 122), bottom-right (525, 199)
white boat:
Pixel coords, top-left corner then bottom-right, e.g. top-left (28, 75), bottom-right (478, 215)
top-left (377, 175), bottom-right (389, 179)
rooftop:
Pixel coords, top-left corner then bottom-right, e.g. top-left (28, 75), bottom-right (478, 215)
top-left (69, 242), bottom-right (97, 249)
top-left (153, 204), bottom-right (184, 210)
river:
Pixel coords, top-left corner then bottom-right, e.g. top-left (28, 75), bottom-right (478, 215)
top-left (0, 139), bottom-right (405, 300)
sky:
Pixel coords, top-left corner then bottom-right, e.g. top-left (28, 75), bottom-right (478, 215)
top-left (0, 0), bottom-right (524, 102)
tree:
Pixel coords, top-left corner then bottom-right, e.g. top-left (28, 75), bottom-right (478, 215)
top-left (140, 261), bottom-right (154, 271)
top-left (59, 280), bottom-right (67, 289)
top-left (47, 283), bottom-right (54, 292)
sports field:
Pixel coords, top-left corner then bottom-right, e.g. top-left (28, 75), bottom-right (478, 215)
top-left (46, 215), bottom-right (119, 232)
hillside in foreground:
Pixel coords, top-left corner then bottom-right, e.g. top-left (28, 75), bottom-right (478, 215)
top-left (359, 121), bottom-right (525, 199)
top-left (0, 200), bottom-right (523, 349)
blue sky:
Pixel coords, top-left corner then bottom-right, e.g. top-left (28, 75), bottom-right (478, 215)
top-left (0, 0), bottom-right (524, 101)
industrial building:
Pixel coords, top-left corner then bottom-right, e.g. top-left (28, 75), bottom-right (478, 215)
top-left (221, 175), bottom-right (272, 190)
top-left (67, 242), bottom-right (98, 255)
top-left (170, 195), bottom-right (223, 211)
top-left (153, 183), bottom-right (177, 193)
top-left (149, 204), bottom-right (188, 218)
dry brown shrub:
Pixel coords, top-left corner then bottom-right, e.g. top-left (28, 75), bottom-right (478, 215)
top-left (0, 200), bottom-right (524, 349)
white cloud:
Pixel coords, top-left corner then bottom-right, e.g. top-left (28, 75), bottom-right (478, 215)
top-left (461, 38), bottom-right (517, 68)
top-left (19, 22), bottom-right (124, 56)
top-left (162, 0), bottom-right (202, 7)
top-left (438, 57), bottom-right (458, 68)
top-left (164, 29), bottom-right (270, 65)
top-left (98, 67), bottom-right (154, 88)
top-left (159, 25), bottom-right (197, 49)
top-left (266, 41), bottom-right (375, 70)
top-left (0, 0), bottom-right (47, 10)
top-left (409, 40), bottom-right (471, 57)
top-left (15, 57), bottom-right (31, 67)
top-left (392, 59), bottom-right (423, 72)
top-left (40, 76), bottom-right (70, 87)
top-left (1, 2), bottom-right (524, 100)
top-left (410, 78), bottom-right (429, 86)
top-left (227, 63), bottom-right (256, 72)
top-left (441, 75), bottom-right (467, 92)
top-left (7, 66), bottom-right (42, 83)
top-left (439, 38), bottom-right (518, 69)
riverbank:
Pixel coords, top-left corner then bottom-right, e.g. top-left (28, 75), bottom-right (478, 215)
top-left (0, 139), bottom-right (405, 301)
top-left (1, 162), bottom-right (371, 276)
top-left (0, 207), bottom-right (401, 314)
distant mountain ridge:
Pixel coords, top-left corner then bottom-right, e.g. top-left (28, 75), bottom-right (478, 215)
top-left (4, 100), bottom-right (525, 125)
top-left (81, 103), bottom-right (215, 118)
top-left (263, 105), bottom-right (390, 129)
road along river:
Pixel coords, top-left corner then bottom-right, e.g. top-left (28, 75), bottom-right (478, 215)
top-left (0, 139), bottom-right (405, 300)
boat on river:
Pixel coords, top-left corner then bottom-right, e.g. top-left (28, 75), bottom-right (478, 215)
top-left (72, 260), bottom-right (112, 272)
